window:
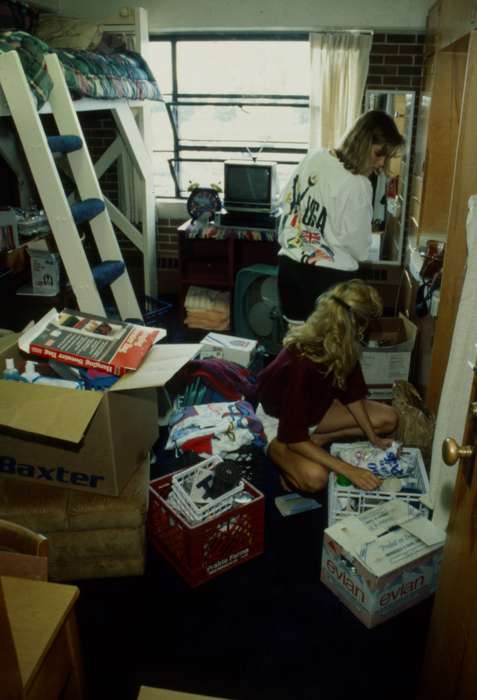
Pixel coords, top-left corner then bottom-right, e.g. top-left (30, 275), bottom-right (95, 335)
top-left (148, 34), bottom-right (310, 199)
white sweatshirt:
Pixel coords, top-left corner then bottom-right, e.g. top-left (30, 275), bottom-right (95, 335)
top-left (278, 149), bottom-right (373, 271)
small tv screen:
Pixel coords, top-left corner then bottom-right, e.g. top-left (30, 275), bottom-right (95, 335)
top-left (224, 161), bottom-right (278, 212)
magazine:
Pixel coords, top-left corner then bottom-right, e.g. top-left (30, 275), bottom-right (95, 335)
top-left (19, 308), bottom-right (166, 376)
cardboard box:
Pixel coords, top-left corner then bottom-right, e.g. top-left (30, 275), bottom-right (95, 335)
top-left (320, 500), bottom-right (445, 628)
top-left (29, 249), bottom-right (61, 296)
top-left (0, 333), bottom-right (201, 496)
top-left (361, 314), bottom-right (417, 397)
top-left (200, 332), bottom-right (257, 367)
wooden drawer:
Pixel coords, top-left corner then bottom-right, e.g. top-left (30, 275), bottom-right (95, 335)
top-left (179, 237), bottom-right (229, 260)
top-left (180, 258), bottom-right (231, 288)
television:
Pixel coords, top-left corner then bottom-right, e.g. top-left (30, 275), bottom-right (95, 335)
top-left (223, 160), bottom-right (280, 214)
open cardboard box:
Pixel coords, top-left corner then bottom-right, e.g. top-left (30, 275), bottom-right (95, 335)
top-left (0, 330), bottom-right (201, 496)
top-left (361, 314), bottom-right (417, 399)
top-left (320, 500), bottom-right (445, 628)
top-left (199, 332), bottom-right (257, 367)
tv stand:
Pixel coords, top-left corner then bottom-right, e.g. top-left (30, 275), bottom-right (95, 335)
top-left (216, 210), bottom-right (281, 230)
top-left (177, 219), bottom-right (279, 319)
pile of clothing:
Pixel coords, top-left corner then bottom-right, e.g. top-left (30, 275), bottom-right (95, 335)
top-left (184, 285), bottom-right (230, 330)
top-left (166, 400), bottom-right (266, 457)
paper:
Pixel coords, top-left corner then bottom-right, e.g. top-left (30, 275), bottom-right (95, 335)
top-left (111, 344), bottom-right (202, 390)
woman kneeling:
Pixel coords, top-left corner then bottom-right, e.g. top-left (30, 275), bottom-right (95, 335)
top-left (256, 279), bottom-right (398, 493)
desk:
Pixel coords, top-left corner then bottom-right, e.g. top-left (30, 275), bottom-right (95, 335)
top-left (177, 220), bottom-right (279, 313)
top-left (1, 575), bottom-right (85, 699)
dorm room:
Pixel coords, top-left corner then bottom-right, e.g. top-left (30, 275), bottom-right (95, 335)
top-left (1, 1), bottom-right (476, 699)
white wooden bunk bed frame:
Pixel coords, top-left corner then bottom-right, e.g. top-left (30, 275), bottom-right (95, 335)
top-left (0, 6), bottom-right (158, 305)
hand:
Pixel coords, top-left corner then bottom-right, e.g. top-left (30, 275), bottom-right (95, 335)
top-left (345, 465), bottom-right (382, 492)
top-left (371, 436), bottom-right (394, 451)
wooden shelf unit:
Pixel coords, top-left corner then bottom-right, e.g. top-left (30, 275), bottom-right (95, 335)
top-left (408, 0), bottom-right (477, 412)
top-left (177, 221), bottom-right (279, 316)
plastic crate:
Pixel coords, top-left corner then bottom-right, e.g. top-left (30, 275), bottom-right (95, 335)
top-left (148, 468), bottom-right (265, 587)
top-left (327, 444), bottom-right (430, 526)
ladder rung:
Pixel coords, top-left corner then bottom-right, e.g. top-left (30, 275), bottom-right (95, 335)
top-left (71, 199), bottom-right (105, 225)
top-left (47, 135), bottom-right (83, 154)
top-left (92, 260), bottom-right (126, 288)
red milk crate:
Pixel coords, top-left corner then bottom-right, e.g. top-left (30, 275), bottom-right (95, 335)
top-left (148, 471), bottom-right (265, 587)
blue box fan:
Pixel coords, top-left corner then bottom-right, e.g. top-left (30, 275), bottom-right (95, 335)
top-left (234, 264), bottom-right (284, 355)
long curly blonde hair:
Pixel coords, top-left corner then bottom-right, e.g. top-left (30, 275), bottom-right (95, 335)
top-left (283, 279), bottom-right (383, 389)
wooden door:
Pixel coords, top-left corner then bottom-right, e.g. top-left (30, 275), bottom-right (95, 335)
top-left (426, 32), bottom-right (477, 414)
top-left (418, 367), bottom-right (477, 698)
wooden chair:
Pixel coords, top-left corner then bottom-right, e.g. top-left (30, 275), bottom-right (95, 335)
top-left (0, 519), bottom-right (86, 699)
top-left (0, 518), bottom-right (48, 581)
top-left (0, 576), bottom-right (86, 700)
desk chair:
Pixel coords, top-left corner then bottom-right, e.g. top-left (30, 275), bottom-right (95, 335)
top-left (0, 519), bottom-right (48, 581)
top-left (0, 575), bottom-right (86, 700)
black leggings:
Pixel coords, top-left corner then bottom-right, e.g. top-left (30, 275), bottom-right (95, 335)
top-left (277, 255), bottom-right (356, 322)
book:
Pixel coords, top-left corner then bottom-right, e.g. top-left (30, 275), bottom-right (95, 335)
top-left (19, 308), bottom-right (166, 376)
top-left (274, 493), bottom-right (322, 517)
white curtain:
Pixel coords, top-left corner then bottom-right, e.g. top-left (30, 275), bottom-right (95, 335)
top-left (424, 195), bottom-right (477, 530)
top-left (309, 32), bottom-right (372, 151)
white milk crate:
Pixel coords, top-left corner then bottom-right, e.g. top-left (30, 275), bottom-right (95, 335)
top-left (169, 456), bottom-right (244, 525)
top-left (327, 444), bottom-right (430, 526)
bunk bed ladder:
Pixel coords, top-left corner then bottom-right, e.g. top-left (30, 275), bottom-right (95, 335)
top-left (0, 50), bottom-right (142, 321)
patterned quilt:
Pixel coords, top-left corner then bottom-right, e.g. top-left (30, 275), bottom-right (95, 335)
top-left (0, 30), bottom-right (162, 109)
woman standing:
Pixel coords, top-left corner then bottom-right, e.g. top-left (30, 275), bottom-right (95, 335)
top-left (278, 110), bottom-right (404, 323)
top-left (256, 279), bottom-right (398, 493)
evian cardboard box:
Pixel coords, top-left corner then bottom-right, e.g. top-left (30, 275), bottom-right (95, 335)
top-left (199, 332), bottom-right (257, 367)
top-left (320, 500), bottom-right (446, 628)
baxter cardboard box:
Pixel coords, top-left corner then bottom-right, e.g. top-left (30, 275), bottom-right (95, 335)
top-left (361, 314), bottom-right (417, 399)
top-left (320, 500), bottom-right (445, 628)
top-left (199, 332), bottom-right (257, 367)
top-left (0, 331), bottom-right (201, 496)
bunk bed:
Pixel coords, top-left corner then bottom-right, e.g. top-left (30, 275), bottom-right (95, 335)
top-left (0, 6), bottom-right (160, 299)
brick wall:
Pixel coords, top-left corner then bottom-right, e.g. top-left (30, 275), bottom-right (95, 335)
top-left (367, 32), bottom-right (425, 91)
top-left (79, 111), bottom-right (119, 205)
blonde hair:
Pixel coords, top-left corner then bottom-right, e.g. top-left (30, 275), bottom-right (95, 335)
top-left (283, 279), bottom-right (383, 389)
top-left (335, 110), bottom-right (405, 176)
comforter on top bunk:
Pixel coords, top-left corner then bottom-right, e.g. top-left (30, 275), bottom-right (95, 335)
top-left (0, 30), bottom-right (162, 109)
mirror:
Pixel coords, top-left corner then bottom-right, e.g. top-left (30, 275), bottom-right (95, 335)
top-left (364, 89), bottom-right (415, 265)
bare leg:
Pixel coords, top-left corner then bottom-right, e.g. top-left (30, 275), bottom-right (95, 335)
top-left (268, 439), bottom-right (329, 493)
top-left (266, 400), bottom-right (398, 494)
top-left (310, 399), bottom-right (398, 446)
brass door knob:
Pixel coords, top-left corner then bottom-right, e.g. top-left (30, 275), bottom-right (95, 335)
top-left (442, 437), bottom-right (475, 466)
